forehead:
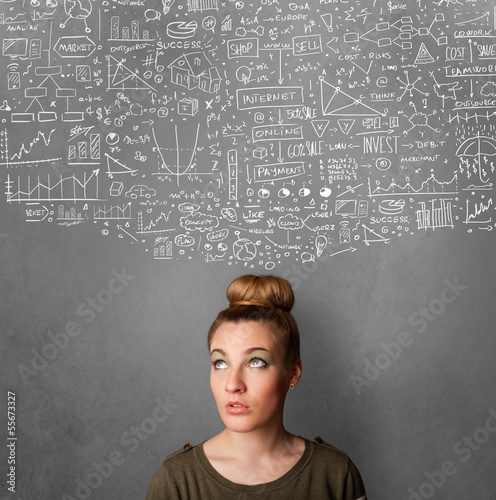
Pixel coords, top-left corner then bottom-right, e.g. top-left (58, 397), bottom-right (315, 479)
top-left (211, 321), bottom-right (279, 352)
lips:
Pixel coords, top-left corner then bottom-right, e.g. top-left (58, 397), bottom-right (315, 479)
top-left (226, 401), bottom-right (250, 415)
top-left (226, 401), bottom-right (249, 408)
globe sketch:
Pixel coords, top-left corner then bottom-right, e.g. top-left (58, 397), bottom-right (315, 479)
top-left (232, 238), bottom-right (257, 261)
top-left (61, 0), bottom-right (92, 32)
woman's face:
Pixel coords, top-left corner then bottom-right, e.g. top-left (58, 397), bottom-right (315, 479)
top-left (209, 321), bottom-right (299, 434)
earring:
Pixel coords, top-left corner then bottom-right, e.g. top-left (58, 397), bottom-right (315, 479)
top-left (289, 383), bottom-right (295, 389)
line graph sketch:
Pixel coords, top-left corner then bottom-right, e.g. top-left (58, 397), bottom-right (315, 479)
top-left (6, 170), bottom-right (102, 203)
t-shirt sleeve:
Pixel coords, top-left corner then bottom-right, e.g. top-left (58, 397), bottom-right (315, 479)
top-left (344, 457), bottom-right (367, 500)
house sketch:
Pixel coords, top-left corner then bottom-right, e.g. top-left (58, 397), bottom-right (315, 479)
top-left (168, 52), bottom-right (221, 93)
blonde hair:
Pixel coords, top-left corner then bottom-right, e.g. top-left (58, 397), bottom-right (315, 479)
top-left (207, 275), bottom-right (300, 367)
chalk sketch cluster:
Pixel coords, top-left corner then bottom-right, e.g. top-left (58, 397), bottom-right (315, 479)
top-left (1, 0), bottom-right (495, 266)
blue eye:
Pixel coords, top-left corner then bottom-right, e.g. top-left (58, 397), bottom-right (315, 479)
top-left (212, 359), bottom-right (227, 369)
top-left (249, 357), bottom-right (268, 368)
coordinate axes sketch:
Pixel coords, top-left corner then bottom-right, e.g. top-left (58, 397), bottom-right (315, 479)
top-left (1, 0), bottom-right (495, 266)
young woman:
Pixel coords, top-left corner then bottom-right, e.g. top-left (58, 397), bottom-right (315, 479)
top-left (146, 274), bottom-right (367, 499)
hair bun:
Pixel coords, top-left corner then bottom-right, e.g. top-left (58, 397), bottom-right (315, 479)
top-left (226, 275), bottom-right (294, 312)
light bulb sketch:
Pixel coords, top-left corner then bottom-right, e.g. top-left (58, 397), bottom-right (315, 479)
top-left (315, 235), bottom-right (328, 257)
top-left (161, 0), bottom-right (176, 15)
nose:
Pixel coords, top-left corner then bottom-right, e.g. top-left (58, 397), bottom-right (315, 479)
top-left (225, 365), bottom-right (246, 393)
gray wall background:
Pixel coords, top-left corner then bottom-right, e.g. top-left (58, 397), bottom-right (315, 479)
top-left (1, 0), bottom-right (496, 499)
top-left (2, 217), bottom-right (496, 499)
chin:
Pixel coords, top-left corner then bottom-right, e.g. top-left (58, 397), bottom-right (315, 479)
top-left (225, 423), bottom-right (256, 433)
top-left (220, 415), bottom-right (253, 432)
top-left (220, 414), bottom-right (273, 434)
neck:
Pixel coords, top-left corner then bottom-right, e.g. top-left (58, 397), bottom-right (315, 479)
top-left (217, 422), bottom-right (296, 463)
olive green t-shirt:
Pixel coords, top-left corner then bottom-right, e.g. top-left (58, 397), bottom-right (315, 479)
top-left (145, 436), bottom-right (367, 500)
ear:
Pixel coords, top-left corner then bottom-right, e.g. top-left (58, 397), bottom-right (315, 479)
top-left (289, 358), bottom-right (302, 386)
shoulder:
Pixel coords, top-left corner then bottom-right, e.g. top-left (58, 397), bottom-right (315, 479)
top-left (311, 436), bottom-right (367, 499)
top-left (151, 442), bottom-right (197, 478)
top-left (159, 441), bottom-right (196, 470)
top-left (145, 442), bottom-right (197, 500)
top-left (312, 435), bottom-right (351, 461)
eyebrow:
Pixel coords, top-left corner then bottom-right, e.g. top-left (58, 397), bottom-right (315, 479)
top-left (210, 347), bottom-right (270, 356)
